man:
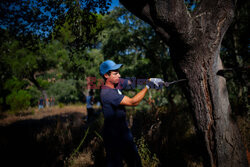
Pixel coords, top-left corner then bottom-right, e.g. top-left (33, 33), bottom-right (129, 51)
top-left (38, 96), bottom-right (45, 110)
top-left (86, 89), bottom-right (95, 122)
top-left (99, 60), bottom-right (162, 167)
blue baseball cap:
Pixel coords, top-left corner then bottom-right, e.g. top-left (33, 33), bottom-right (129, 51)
top-left (99, 60), bottom-right (123, 76)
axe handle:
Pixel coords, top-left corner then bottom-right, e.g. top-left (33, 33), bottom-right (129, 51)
top-left (166, 79), bottom-right (187, 86)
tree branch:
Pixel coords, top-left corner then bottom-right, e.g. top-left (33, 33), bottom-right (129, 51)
top-left (119, 0), bottom-right (152, 24)
top-left (120, 0), bottom-right (193, 44)
top-left (120, 0), bottom-right (171, 42)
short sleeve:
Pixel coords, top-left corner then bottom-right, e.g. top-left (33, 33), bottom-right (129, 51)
top-left (104, 89), bottom-right (124, 107)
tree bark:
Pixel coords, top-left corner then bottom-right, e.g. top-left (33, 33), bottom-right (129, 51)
top-left (120, 0), bottom-right (248, 166)
top-left (171, 43), bottom-right (248, 167)
top-left (29, 73), bottom-right (49, 106)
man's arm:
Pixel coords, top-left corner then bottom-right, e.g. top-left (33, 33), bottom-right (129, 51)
top-left (120, 87), bottom-right (148, 106)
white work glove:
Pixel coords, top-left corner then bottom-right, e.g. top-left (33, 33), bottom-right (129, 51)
top-left (146, 78), bottom-right (165, 89)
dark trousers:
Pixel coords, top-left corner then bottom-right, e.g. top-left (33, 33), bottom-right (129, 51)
top-left (104, 130), bottom-right (142, 167)
top-left (87, 108), bottom-right (94, 122)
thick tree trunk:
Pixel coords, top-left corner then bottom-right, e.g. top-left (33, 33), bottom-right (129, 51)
top-left (120, 0), bottom-right (248, 166)
top-left (171, 43), bottom-right (248, 166)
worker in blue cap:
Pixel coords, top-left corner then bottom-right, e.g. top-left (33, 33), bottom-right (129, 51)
top-left (99, 60), bottom-right (162, 167)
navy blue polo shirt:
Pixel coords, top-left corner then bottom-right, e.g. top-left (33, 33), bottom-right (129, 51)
top-left (100, 79), bottom-right (131, 142)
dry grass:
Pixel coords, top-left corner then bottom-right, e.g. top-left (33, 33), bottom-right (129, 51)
top-left (0, 105), bottom-right (88, 126)
top-left (67, 151), bottom-right (94, 167)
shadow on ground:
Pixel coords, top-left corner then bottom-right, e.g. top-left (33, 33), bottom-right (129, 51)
top-left (0, 112), bottom-right (91, 167)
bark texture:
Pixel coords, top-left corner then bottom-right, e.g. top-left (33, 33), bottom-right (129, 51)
top-left (120, 0), bottom-right (248, 166)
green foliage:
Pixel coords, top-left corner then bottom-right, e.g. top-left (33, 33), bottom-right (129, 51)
top-left (137, 137), bottom-right (160, 167)
top-left (3, 77), bottom-right (33, 110)
top-left (2, 39), bottom-right (38, 80)
top-left (1, 35), bottom-right (64, 87)
top-left (27, 86), bottom-right (42, 107)
top-left (54, 12), bottom-right (105, 51)
top-left (47, 80), bottom-right (79, 104)
top-left (221, 1), bottom-right (249, 115)
top-left (84, 49), bottom-right (104, 77)
top-left (58, 103), bottom-right (65, 108)
top-left (38, 41), bottom-right (66, 71)
top-left (6, 90), bottom-right (31, 111)
top-left (100, 7), bottom-right (173, 80)
top-left (0, 0), bottom-right (111, 39)
top-left (4, 77), bottom-right (28, 91)
top-left (37, 78), bottom-right (50, 90)
top-left (0, 0), bottom-right (111, 110)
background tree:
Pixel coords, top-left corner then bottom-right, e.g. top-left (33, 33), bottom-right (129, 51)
top-left (101, 7), bottom-right (173, 81)
top-left (120, 0), bottom-right (248, 166)
top-left (0, 0), bottom-right (111, 111)
top-left (0, 0), bottom-right (111, 39)
top-left (220, 1), bottom-right (249, 116)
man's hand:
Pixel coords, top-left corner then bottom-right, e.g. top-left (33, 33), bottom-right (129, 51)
top-left (150, 78), bottom-right (164, 87)
top-left (147, 78), bottom-right (165, 89)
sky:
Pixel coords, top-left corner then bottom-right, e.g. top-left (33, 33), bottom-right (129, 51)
top-left (110, 0), bottom-right (121, 10)
top-left (0, 0), bottom-right (123, 36)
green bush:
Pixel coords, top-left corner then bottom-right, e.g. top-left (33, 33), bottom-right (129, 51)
top-left (4, 77), bottom-right (28, 91)
top-left (137, 136), bottom-right (160, 167)
top-left (47, 79), bottom-right (79, 104)
top-left (6, 90), bottom-right (31, 111)
top-left (27, 86), bottom-right (41, 107)
top-left (37, 78), bottom-right (51, 89)
top-left (58, 103), bottom-right (64, 108)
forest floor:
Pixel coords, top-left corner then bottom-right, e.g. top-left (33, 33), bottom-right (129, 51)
top-left (0, 105), bottom-right (88, 126)
top-left (0, 105), bottom-right (102, 167)
top-left (0, 105), bottom-right (249, 167)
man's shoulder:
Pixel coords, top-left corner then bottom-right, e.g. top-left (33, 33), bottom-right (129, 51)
top-left (101, 87), bottom-right (124, 101)
top-left (101, 87), bottom-right (116, 97)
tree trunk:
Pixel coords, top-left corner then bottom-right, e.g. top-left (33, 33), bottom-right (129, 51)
top-left (29, 74), bottom-right (49, 107)
top-left (120, 0), bottom-right (248, 166)
top-left (171, 42), bottom-right (248, 166)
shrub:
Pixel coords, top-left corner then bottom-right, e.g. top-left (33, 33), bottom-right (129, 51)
top-left (137, 136), bottom-right (160, 167)
top-left (47, 79), bottom-right (79, 104)
top-left (58, 103), bottom-right (65, 108)
top-left (27, 86), bottom-right (41, 107)
top-left (6, 90), bottom-right (31, 111)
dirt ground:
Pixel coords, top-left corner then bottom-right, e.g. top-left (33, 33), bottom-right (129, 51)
top-left (0, 105), bottom-right (87, 126)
